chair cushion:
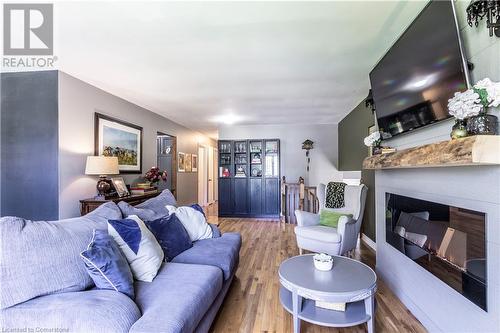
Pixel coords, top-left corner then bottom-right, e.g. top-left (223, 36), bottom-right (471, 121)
top-left (171, 233), bottom-right (241, 280)
top-left (0, 202), bottom-right (121, 309)
top-left (108, 215), bottom-right (164, 282)
top-left (146, 214), bottom-right (193, 262)
top-left (130, 262), bottom-right (223, 333)
top-left (80, 229), bottom-right (135, 298)
top-left (294, 225), bottom-right (342, 243)
top-left (0, 289), bottom-right (141, 333)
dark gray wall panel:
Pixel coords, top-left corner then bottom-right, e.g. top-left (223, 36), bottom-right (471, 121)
top-left (338, 100), bottom-right (376, 241)
top-left (1, 71), bottom-right (59, 220)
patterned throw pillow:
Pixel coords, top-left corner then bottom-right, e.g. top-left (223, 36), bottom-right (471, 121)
top-left (325, 182), bottom-right (346, 208)
top-left (107, 215), bottom-right (164, 282)
top-left (80, 229), bottom-right (135, 298)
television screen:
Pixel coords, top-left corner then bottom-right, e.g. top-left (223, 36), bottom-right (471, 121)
top-left (369, 0), bottom-right (469, 138)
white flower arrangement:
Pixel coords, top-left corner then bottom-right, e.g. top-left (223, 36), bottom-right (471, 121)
top-left (447, 89), bottom-right (482, 120)
top-left (447, 78), bottom-right (500, 120)
top-left (474, 78), bottom-right (500, 108)
top-left (364, 131), bottom-right (381, 147)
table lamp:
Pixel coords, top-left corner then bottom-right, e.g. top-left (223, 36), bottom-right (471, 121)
top-left (85, 156), bottom-right (119, 198)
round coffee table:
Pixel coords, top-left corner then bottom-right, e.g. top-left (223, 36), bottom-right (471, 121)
top-left (279, 254), bottom-right (377, 333)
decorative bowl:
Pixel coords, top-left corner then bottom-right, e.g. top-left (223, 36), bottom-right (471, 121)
top-left (313, 253), bottom-right (333, 271)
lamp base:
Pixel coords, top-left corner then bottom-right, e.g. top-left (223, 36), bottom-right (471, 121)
top-left (96, 176), bottom-right (111, 197)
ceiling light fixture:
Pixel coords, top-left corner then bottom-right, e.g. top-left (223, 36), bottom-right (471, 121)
top-left (467, 0), bottom-right (500, 37)
top-left (212, 113), bottom-right (243, 125)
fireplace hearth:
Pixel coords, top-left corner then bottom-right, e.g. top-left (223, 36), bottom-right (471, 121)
top-left (386, 193), bottom-right (487, 311)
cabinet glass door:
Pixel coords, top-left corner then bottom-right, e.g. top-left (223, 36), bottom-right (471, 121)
top-left (234, 141), bottom-right (248, 178)
top-left (264, 140), bottom-right (279, 177)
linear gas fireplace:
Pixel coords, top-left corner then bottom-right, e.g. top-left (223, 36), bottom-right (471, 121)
top-left (386, 193), bottom-right (487, 311)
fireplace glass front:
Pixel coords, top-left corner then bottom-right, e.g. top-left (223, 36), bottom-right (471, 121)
top-left (386, 193), bottom-right (487, 311)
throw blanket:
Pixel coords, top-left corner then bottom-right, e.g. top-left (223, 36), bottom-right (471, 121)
top-left (325, 182), bottom-right (346, 208)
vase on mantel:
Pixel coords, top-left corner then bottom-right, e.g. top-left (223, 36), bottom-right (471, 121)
top-left (466, 113), bottom-right (499, 136)
top-left (450, 119), bottom-right (468, 139)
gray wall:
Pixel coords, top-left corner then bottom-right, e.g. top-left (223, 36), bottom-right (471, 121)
top-left (1, 71), bottom-right (59, 220)
top-left (219, 123), bottom-right (343, 187)
top-left (338, 100), bottom-right (376, 241)
top-left (58, 72), bottom-right (215, 218)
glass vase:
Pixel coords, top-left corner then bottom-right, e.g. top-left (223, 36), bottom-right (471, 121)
top-left (450, 119), bottom-right (468, 139)
top-left (466, 114), bottom-right (499, 135)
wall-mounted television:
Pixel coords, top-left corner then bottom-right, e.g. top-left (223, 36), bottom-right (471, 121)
top-left (369, 0), bottom-right (470, 138)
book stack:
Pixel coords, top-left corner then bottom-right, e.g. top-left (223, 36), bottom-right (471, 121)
top-left (381, 147), bottom-right (397, 154)
top-left (130, 183), bottom-right (157, 196)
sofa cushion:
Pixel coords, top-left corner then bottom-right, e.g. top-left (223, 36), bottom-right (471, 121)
top-left (130, 262), bottom-right (223, 333)
top-left (294, 225), bottom-right (342, 243)
top-left (0, 202), bottom-right (120, 309)
top-left (172, 233), bottom-right (241, 280)
top-left (0, 290), bottom-right (140, 333)
top-left (108, 215), bottom-right (164, 282)
top-left (123, 189), bottom-right (176, 220)
top-left (80, 229), bottom-right (135, 298)
top-left (166, 204), bottom-right (213, 241)
top-left (146, 214), bottom-right (193, 262)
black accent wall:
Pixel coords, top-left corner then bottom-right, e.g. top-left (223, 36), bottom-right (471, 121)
top-left (1, 71), bottom-right (59, 220)
top-left (338, 100), bottom-right (376, 241)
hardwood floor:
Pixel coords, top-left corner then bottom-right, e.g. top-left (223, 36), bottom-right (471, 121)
top-left (209, 216), bottom-right (427, 333)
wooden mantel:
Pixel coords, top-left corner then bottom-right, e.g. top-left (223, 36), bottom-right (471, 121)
top-left (363, 135), bottom-right (500, 170)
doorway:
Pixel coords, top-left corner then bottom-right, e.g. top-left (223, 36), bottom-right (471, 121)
top-left (198, 145), bottom-right (216, 207)
top-left (156, 132), bottom-right (177, 198)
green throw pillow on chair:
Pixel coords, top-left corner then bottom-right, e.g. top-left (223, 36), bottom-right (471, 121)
top-left (319, 210), bottom-right (353, 228)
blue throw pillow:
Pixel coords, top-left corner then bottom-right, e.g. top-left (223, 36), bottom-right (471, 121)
top-left (146, 214), bottom-right (193, 262)
top-left (80, 229), bottom-right (134, 298)
top-left (209, 223), bottom-right (221, 238)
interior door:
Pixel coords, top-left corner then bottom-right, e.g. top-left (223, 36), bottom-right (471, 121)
top-left (198, 146), bottom-right (207, 206)
top-left (208, 147), bottom-right (215, 204)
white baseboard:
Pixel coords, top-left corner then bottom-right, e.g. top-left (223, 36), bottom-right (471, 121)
top-left (361, 233), bottom-right (376, 251)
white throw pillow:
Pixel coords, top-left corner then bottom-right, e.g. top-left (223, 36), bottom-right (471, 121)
top-left (107, 215), bottom-right (164, 282)
top-left (166, 205), bottom-right (212, 241)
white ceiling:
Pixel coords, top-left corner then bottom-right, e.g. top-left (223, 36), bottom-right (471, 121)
top-left (54, 1), bottom-right (428, 138)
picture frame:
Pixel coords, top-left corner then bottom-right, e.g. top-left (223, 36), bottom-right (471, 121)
top-left (191, 154), bottom-right (198, 172)
top-left (185, 153), bottom-right (192, 172)
top-left (111, 177), bottom-right (129, 197)
top-left (95, 113), bottom-right (142, 174)
top-left (178, 152), bottom-right (186, 172)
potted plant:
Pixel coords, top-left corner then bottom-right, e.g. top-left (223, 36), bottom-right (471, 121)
top-left (448, 78), bottom-right (500, 138)
top-left (364, 131), bottom-right (382, 155)
top-left (144, 167), bottom-right (168, 186)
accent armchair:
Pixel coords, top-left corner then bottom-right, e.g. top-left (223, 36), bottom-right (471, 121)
top-left (294, 183), bottom-right (368, 256)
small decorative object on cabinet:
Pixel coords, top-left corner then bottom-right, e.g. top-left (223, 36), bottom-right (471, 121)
top-left (451, 119), bottom-right (468, 139)
top-left (111, 177), bottom-right (129, 197)
top-left (218, 139), bottom-right (280, 218)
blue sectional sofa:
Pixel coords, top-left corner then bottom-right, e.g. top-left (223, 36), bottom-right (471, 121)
top-left (0, 192), bottom-right (241, 333)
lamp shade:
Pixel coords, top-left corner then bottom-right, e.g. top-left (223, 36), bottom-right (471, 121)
top-left (85, 156), bottom-right (119, 175)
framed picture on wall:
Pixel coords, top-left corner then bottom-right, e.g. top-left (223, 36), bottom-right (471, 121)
top-left (185, 153), bottom-right (192, 172)
top-left (178, 152), bottom-right (186, 172)
top-left (95, 113), bottom-right (142, 173)
top-left (191, 154), bottom-right (198, 172)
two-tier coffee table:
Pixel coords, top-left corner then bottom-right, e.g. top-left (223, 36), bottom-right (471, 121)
top-left (279, 254), bottom-right (377, 333)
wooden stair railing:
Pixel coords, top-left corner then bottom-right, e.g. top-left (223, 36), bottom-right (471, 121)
top-left (281, 176), bottom-right (319, 224)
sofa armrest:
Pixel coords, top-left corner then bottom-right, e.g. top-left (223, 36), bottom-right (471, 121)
top-left (294, 210), bottom-right (320, 227)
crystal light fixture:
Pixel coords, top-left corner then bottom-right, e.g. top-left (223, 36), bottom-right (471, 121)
top-left (467, 0), bottom-right (500, 37)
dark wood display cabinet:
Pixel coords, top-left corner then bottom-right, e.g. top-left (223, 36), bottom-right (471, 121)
top-left (218, 139), bottom-right (280, 218)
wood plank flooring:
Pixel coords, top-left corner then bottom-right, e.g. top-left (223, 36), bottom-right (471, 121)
top-left (209, 216), bottom-right (427, 333)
